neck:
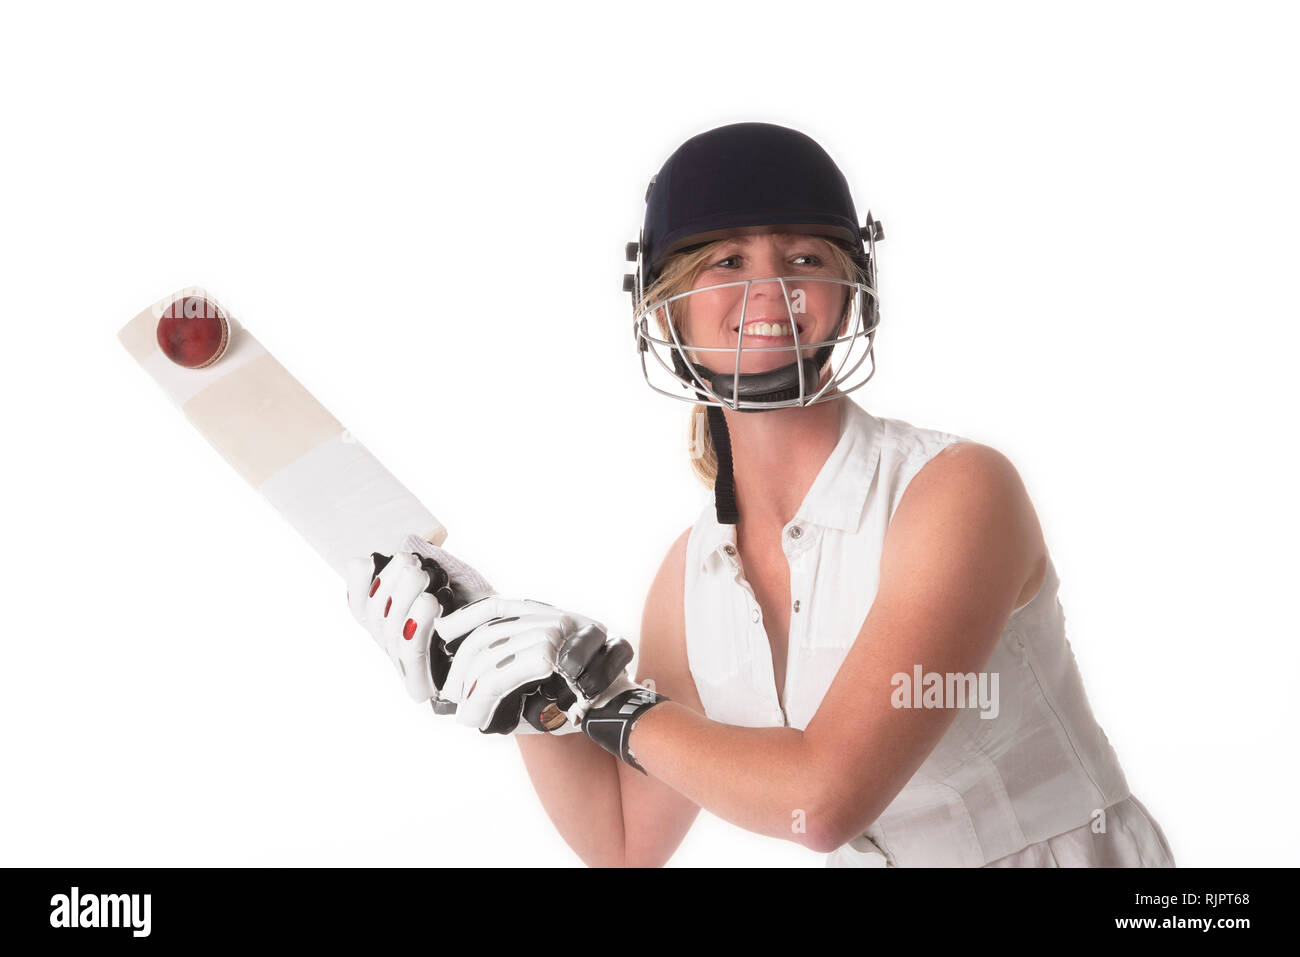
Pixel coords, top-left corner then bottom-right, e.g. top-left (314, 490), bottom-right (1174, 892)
top-left (719, 394), bottom-right (845, 531)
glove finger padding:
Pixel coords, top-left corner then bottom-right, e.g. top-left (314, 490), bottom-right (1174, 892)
top-left (435, 597), bottom-right (570, 643)
top-left (349, 551), bottom-right (401, 656)
top-left (553, 622), bottom-right (606, 682)
top-left (362, 553), bottom-right (417, 658)
top-left (452, 624), bottom-right (564, 703)
top-left (382, 560), bottom-right (433, 654)
top-left (573, 638), bottom-right (636, 700)
top-left (452, 625), bottom-right (566, 732)
top-left (348, 549), bottom-right (453, 698)
top-left (555, 625), bottom-right (635, 699)
top-left (442, 612), bottom-right (561, 695)
top-left (398, 591), bottom-right (443, 702)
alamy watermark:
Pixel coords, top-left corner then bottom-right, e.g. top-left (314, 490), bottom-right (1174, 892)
top-left (49, 886), bottom-right (151, 937)
top-left (892, 665), bottom-right (1000, 719)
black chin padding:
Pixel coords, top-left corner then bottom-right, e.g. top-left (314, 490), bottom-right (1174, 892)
top-left (670, 345), bottom-right (834, 406)
top-left (708, 348), bottom-right (832, 405)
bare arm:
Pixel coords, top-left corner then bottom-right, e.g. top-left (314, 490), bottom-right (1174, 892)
top-left (514, 527), bottom-right (704, 866)
top-left (618, 527), bottom-right (705, 866)
top-left (626, 443), bottom-right (1046, 852)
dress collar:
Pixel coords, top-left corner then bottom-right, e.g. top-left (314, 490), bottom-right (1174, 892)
top-left (697, 399), bottom-right (882, 573)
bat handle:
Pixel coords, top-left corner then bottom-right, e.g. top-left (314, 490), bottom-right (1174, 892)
top-left (522, 677), bottom-right (574, 732)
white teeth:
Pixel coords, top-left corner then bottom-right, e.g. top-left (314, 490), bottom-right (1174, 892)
top-left (744, 321), bottom-right (794, 337)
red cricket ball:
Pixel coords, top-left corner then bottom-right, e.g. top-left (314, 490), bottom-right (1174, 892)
top-left (156, 296), bottom-right (230, 369)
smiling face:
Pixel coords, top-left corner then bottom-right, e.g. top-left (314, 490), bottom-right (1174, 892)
top-left (672, 231), bottom-right (854, 379)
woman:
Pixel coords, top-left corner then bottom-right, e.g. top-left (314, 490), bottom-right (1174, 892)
top-left (349, 122), bottom-right (1176, 868)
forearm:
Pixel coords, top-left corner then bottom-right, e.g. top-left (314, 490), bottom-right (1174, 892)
top-left (626, 701), bottom-right (828, 849)
top-left (515, 732), bottom-right (626, 867)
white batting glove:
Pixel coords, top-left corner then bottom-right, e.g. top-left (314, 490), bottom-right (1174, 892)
top-left (346, 534), bottom-right (494, 706)
top-left (436, 597), bottom-right (640, 737)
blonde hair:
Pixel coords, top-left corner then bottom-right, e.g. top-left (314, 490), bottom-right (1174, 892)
top-left (635, 234), bottom-right (867, 489)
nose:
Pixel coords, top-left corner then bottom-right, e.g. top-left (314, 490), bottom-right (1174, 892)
top-left (743, 254), bottom-right (791, 302)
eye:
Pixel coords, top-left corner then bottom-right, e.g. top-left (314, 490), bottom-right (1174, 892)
top-left (710, 252), bottom-right (822, 269)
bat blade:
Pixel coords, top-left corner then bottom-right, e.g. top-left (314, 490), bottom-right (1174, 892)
top-left (118, 287), bottom-right (447, 576)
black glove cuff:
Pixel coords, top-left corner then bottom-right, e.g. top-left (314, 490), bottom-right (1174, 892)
top-left (581, 687), bottom-right (668, 775)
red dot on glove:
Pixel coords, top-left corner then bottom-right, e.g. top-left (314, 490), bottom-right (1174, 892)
top-left (403, 619), bottom-right (417, 641)
top-left (369, 578), bottom-right (381, 598)
top-left (384, 597), bottom-right (392, 618)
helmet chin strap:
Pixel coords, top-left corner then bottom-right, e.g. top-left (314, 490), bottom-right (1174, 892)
top-left (704, 405), bottom-right (739, 525)
top-left (673, 345), bottom-right (834, 525)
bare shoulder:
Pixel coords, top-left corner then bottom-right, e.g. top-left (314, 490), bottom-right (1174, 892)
top-left (919, 440), bottom-right (1022, 487)
top-left (635, 526), bottom-right (702, 708)
top-left (886, 441), bottom-right (1046, 600)
top-left (908, 441), bottom-right (1036, 523)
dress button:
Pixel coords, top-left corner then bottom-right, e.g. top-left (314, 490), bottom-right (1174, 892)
top-left (789, 526), bottom-right (802, 539)
top-left (751, 608), bottom-right (760, 623)
top-left (723, 544), bottom-right (736, 556)
top-left (792, 599), bottom-right (801, 613)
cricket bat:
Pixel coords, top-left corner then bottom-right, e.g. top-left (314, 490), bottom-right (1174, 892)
top-left (120, 288), bottom-right (571, 730)
top-left (117, 287), bottom-right (448, 576)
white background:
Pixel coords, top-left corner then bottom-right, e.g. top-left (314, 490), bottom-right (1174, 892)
top-left (1, 1), bottom-right (1295, 867)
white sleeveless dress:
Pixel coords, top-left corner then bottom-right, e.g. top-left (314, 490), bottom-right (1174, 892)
top-left (682, 399), bottom-right (1175, 867)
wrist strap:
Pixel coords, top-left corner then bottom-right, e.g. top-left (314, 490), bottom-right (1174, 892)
top-left (581, 687), bottom-right (668, 774)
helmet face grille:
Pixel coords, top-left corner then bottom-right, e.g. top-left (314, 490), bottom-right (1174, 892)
top-left (635, 274), bottom-right (880, 412)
